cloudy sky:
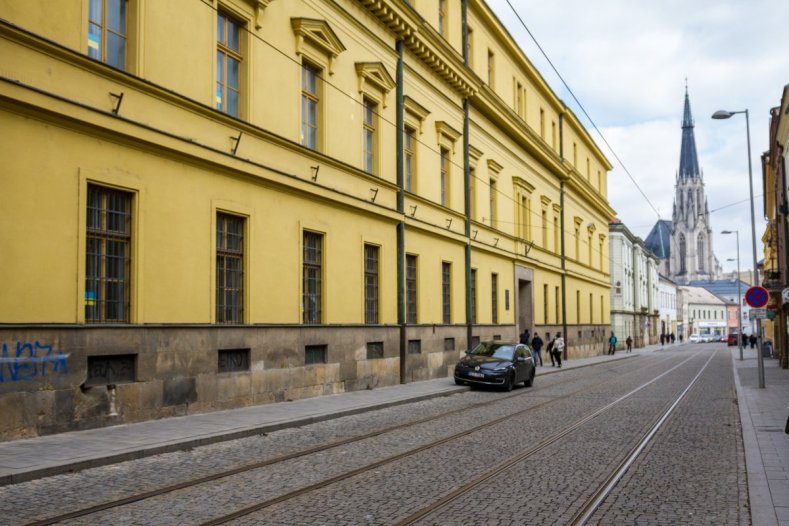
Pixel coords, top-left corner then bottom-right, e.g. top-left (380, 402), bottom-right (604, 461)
top-left (487, 0), bottom-right (789, 274)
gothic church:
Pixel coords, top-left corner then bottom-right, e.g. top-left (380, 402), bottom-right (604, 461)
top-left (645, 87), bottom-right (721, 283)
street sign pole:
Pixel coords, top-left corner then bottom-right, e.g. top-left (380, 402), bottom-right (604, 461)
top-left (745, 286), bottom-right (768, 388)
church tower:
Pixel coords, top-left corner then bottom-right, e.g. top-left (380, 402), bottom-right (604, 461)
top-left (667, 85), bottom-right (720, 283)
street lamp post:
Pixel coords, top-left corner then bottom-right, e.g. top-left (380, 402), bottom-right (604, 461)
top-left (713, 109), bottom-right (765, 388)
top-left (722, 230), bottom-right (743, 360)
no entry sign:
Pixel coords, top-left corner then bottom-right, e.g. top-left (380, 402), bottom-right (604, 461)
top-left (745, 286), bottom-right (769, 308)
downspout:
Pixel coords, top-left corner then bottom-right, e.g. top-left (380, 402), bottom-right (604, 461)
top-left (396, 39), bottom-right (406, 383)
top-left (559, 112), bottom-right (568, 354)
top-left (463, 0), bottom-right (473, 351)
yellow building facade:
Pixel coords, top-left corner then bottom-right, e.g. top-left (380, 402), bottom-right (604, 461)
top-left (0, 0), bottom-right (614, 438)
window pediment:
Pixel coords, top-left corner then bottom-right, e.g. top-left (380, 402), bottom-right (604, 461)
top-left (487, 159), bottom-right (503, 176)
top-left (512, 176), bottom-right (535, 194)
top-left (435, 121), bottom-right (461, 153)
top-left (405, 96), bottom-right (430, 134)
top-left (291, 18), bottom-right (346, 74)
top-left (355, 62), bottom-right (395, 107)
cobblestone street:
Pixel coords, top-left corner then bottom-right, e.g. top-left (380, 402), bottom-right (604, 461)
top-left (0, 347), bottom-right (751, 525)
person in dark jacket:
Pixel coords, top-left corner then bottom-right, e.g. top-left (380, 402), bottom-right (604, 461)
top-left (749, 334), bottom-right (757, 349)
top-left (519, 328), bottom-right (530, 345)
top-left (546, 336), bottom-right (556, 366)
top-left (626, 335), bottom-right (633, 352)
top-left (531, 332), bottom-right (543, 366)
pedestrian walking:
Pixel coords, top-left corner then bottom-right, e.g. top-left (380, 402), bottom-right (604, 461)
top-left (670, 332), bottom-right (675, 344)
top-left (660, 333), bottom-right (665, 346)
top-left (553, 332), bottom-right (565, 368)
top-left (749, 334), bottom-right (756, 349)
top-left (519, 328), bottom-right (530, 346)
top-left (546, 336), bottom-right (555, 366)
top-left (626, 335), bottom-right (633, 352)
top-left (531, 332), bottom-right (543, 366)
top-left (679, 333), bottom-right (683, 343)
top-left (608, 332), bottom-right (617, 355)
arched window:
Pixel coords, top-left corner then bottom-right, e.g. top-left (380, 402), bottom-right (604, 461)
top-left (679, 234), bottom-right (687, 273)
top-left (697, 235), bottom-right (705, 272)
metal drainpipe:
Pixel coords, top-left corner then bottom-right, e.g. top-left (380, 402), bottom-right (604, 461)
top-left (463, 0), bottom-right (473, 351)
top-left (559, 112), bottom-right (568, 356)
top-left (396, 39), bottom-right (406, 383)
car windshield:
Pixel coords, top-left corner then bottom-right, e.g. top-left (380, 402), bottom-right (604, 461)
top-left (468, 342), bottom-right (515, 361)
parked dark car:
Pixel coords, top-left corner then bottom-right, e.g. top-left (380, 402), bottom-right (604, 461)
top-left (454, 341), bottom-right (535, 391)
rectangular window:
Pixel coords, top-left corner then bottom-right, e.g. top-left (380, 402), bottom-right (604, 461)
top-left (408, 339), bottom-right (421, 354)
top-left (438, 0), bottom-right (447, 37)
top-left (444, 337), bottom-right (455, 351)
top-left (301, 63), bottom-right (320, 149)
top-left (442, 262), bottom-right (452, 324)
top-left (540, 108), bottom-right (545, 138)
top-left (303, 231), bottom-right (323, 324)
top-left (405, 127), bottom-right (416, 192)
top-left (576, 290), bottom-right (581, 324)
top-left (364, 244), bottom-right (379, 324)
top-left (363, 98), bottom-right (377, 174)
top-left (305, 344), bottom-right (327, 365)
top-left (552, 121), bottom-right (557, 149)
top-left (86, 354), bottom-right (136, 385)
top-left (489, 179), bottom-right (497, 227)
top-left (218, 348), bottom-right (250, 373)
top-left (491, 273), bottom-right (498, 324)
top-left (470, 269), bottom-right (477, 324)
top-left (366, 341), bottom-right (384, 359)
top-left (440, 147), bottom-right (450, 207)
top-left (466, 26), bottom-right (474, 67)
top-left (88, 0), bottom-right (127, 70)
top-left (543, 284), bottom-right (548, 324)
top-left (590, 293), bottom-right (594, 323)
top-left (216, 212), bottom-right (245, 324)
top-left (470, 167), bottom-right (477, 218)
top-left (554, 216), bottom-right (560, 253)
top-left (406, 254), bottom-right (418, 324)
top-left (86, 184), bottom-right (132, 323)
top-left (541, 210), bottom-right (548, 248)
top-left (216, 11), bottom-right (242, 117)
top-left (487, 50), bottom-right (495, 87)
top-left (515, 81), bottom-right (523, 115)
top-left (555, 286), bottom-right (560, 323)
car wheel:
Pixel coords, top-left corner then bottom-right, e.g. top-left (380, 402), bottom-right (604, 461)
top-left (503, 372), bottom-right (514, 392)
top-left (524, 370), bottom-right (534, 387)
top-left (454, 378), bottom-right (464, 386)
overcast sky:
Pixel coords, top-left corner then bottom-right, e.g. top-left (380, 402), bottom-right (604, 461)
top-left (487, 0), bottom-right (789, 275)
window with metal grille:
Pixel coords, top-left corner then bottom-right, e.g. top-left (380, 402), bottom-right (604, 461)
top-left (408, 339), bottom-right (421, 354)
top-left (442, 262), bottom-right (452, 324)
top-left (305, 344), bottom-right (327, 365)
top-left (491, 273), bottom-right (498, 324)
top-left (86, 184), bottom-right (132, 323)
top-left (301, 63), bottom-right (320, 149)
top-left (86, 354), bottom-right (136, 385)
top-left (303, 231), bottom-right (323, 324)
top-left (218, 348), bottom-right (250, 373)
top-left (216, 213), bottom-right (244, 324)
top-left (366, 341), bottom-right (384, 359)
top-left (216, 11), bottom-right (242, 117)
top-left (444, 337), bottom-right (455, 351)
top-left (87, 0), bottom-right (127, 69)
top-left (543, 284), bottom-right (548, 324)
top-left (363, 98), bottom-right (377, 174)
top-left (406, 254), bottom-right (418, 324)
top-left (364, 244), bottom-right (379, 324)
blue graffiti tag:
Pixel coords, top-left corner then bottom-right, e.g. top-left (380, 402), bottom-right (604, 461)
top-left (0, 341), bottom-right (69, 383)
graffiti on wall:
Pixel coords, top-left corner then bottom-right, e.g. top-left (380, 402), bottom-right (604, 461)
top-left (0, 341), bottom-right (69, 383)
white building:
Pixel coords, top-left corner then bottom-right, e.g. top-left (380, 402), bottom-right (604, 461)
top-left (658, 276), bottom-right (678, 338)
top-left (609, 220), bottom-right (660, 348)
top-left (679, 286), bottom-right (728, 340)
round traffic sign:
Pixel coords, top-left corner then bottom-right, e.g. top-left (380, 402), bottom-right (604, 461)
top-left (745, 286), bottom-right (769, 308)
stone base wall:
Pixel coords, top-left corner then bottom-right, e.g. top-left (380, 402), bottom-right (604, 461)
top-left (535, 324), bottom-right (611, 359)
top-left (0, 324), bottom-right (516, 441)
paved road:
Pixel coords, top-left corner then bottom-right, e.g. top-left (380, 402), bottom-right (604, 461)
top-left (0, 347), bottom-right (750, 525)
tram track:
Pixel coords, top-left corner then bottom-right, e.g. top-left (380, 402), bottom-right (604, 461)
top-left (397, 350), bottom-right (718, 526)
top-left (20, 354), bottom-right (669, 526)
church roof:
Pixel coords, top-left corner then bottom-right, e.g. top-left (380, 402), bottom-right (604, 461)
top-left (679, 86), bottom-right (701, 180)
top-left (645, 219), bottom-right (672, 259)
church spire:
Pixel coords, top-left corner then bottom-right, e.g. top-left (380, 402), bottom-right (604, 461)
top-left (679, 83), bottom-right (701, 180)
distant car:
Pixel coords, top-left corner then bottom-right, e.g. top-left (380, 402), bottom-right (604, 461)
top-left (701, 334), bottom-right (715, 343)
top-left (454, 341), bottom-right (535, 391)
top-left (727, 334), bottom-right (739, 346)
top-left (689, 334), bottom-right (701, 343)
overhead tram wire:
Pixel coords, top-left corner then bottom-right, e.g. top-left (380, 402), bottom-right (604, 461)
top-left (503, 0), bottom-right (662, 222)
top-left (197, 0), bottom-right (632, 274)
